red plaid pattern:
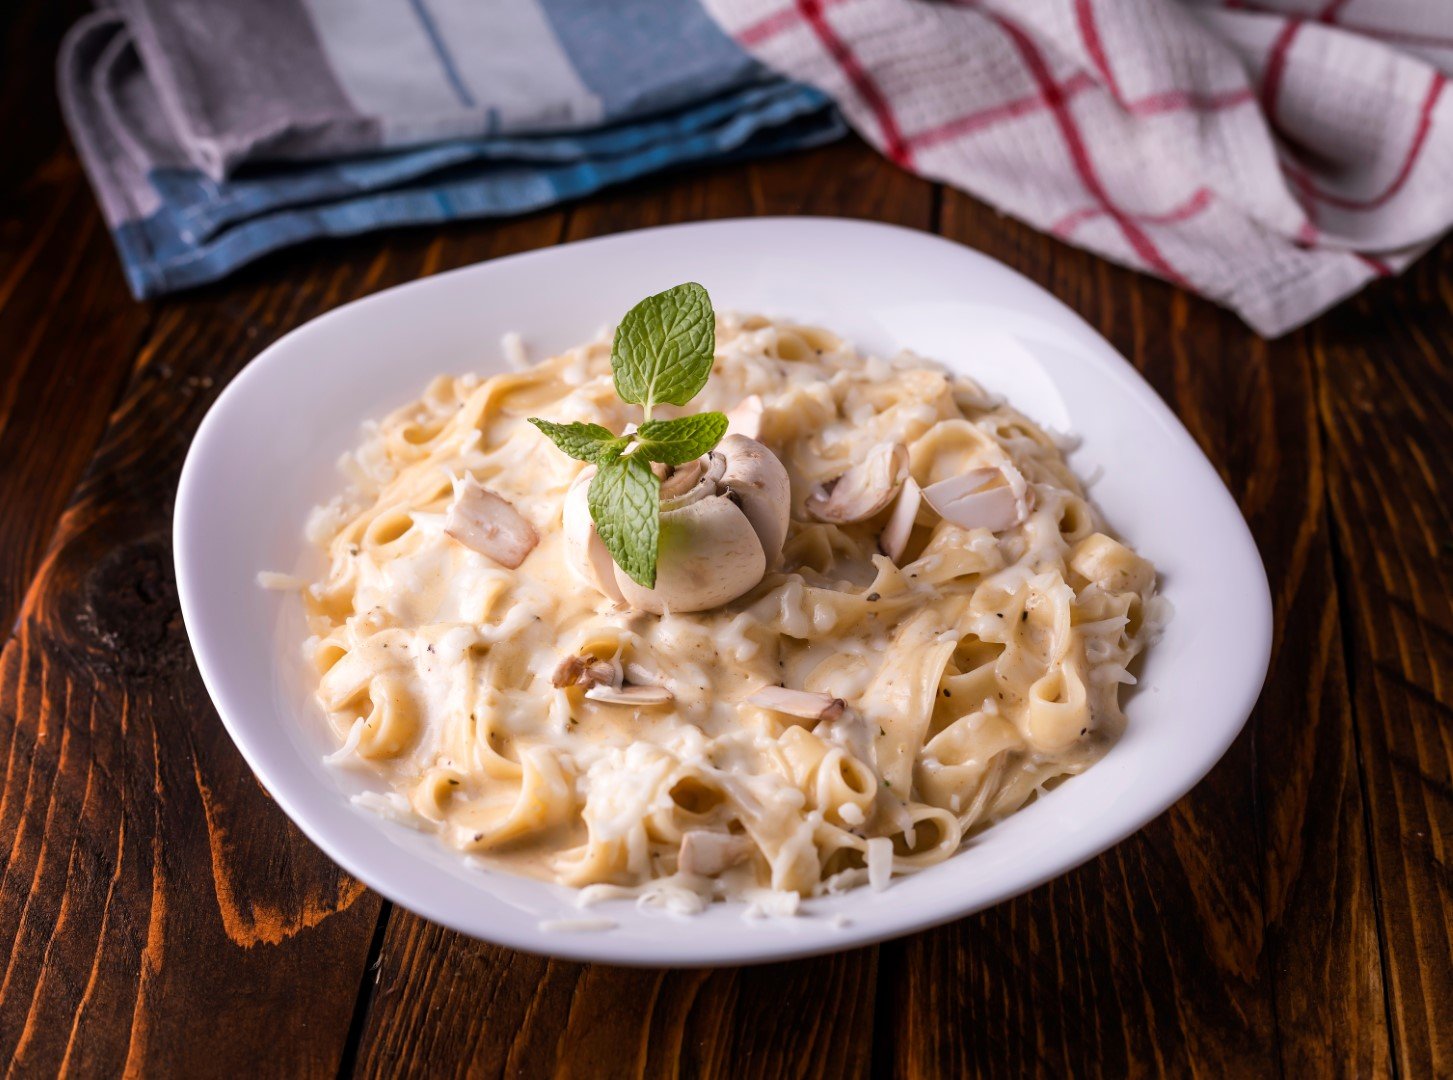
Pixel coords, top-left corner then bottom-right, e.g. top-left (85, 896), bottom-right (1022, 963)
top-left (707, 0), bottom-right (1453, 336)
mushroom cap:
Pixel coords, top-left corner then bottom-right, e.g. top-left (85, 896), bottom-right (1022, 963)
top-left (806, 442), bottom-right (909, 523)
top-left (879, 476), bottom-right (923, 562)
top-left (614, 489), bottom-right (767, 613)
top-left (562, 468), bottom-right (624, 603)
top-left (718, 434), bottom-right (791, 568)
top-left (920, 464), bottom-right (1026, 533)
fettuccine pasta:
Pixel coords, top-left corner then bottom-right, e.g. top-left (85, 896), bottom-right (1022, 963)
top-left (298, 314), bottom-right (1165, 911)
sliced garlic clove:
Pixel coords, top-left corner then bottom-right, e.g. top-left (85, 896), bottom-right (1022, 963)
top-left (444, 475), bottom-right (538, 568)
top-left (746, 685), bottom-right (846, 722)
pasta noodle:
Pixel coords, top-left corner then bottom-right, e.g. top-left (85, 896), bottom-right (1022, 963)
top-left (300, 314), bottom-right (1165, 907)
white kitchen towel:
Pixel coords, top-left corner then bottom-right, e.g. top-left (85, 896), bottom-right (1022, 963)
top-left (705, 0), bottom-right (1453, 336)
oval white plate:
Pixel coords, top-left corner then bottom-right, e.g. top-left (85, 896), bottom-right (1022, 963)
top-left (175, 218), bottom-right (1271, 967)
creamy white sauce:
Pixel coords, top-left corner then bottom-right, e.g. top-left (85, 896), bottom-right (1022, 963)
top-left (299, 314), bottom-right (1163, 908)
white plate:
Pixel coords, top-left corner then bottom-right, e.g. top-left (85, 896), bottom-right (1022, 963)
top-left (175, 218), bottom-right (1271, 967)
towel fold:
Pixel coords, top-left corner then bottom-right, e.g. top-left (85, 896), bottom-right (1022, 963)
top-left (61, 0), bottom-right (1453, 336)
top-left (707, 0), bottom-right (1453, 336)
top-left (59, 0), bottom-right (843, 299)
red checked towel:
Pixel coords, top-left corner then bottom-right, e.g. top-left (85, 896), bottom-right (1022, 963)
top-left (704, 0), bottom-right (1453, 337)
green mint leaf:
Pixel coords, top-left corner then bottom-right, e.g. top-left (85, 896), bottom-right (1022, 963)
top-left (635, 412), bottom-right (729, 466)
top-left (528, 418), bottom-right (629, 464)
top-left (588, 454), bottom-right (660, 589)
top-left (611, 282), bottom-right (715, 413)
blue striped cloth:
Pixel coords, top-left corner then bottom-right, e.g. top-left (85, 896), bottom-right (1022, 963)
top-left (59, 0), bottom-right (844, 299)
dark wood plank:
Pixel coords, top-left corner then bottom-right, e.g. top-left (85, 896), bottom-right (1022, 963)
top-left (0, 0), bottom-right (153, 634)
top-left (1313, 240), bottom-right (1453, 1078)
top-left (355, 917), bottom-right (878, 1079)
top-left (0, 213), bottom-right (567, 1074)
top-left (351, 139), bottom-right (933, 1080)
top-left (875, 192), bottom-right (1390, 1077)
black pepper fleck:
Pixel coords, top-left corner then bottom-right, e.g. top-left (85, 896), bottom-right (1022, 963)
top-left (866, 592), bottom-right (880, 602)
top-left (1020, 611), bottom-right (1028, 622)
top-left (942, 688), bottom-right (950, 697)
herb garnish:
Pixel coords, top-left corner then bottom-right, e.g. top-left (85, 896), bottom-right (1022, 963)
top-left (528, 283), bottom-right (726, 589)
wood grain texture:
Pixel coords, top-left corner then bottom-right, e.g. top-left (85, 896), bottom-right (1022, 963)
top-left (350, 139), bottom-right (933, 1080)
top-left (0, 0), bottom-right (152, 635)
top-left (874, 193), bottom-right (1391, 1078)
top-left (354, 917), bottom-right (878, 1080)
top-left (1313, 244), bottom-right (1453, 1078)
top-left (2, 0), bottom-right (1449, 1067)
top-left (0, 215), bottom-right (567, 1075)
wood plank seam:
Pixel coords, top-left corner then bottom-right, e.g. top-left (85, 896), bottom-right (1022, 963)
top-left (336, 900), bottom-right (394, 1080)
top-left (1323, 476), bottom-right (1407, 1080)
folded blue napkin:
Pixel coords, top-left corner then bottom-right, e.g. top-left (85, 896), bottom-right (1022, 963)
top-left (59, 0), bottom-right (844, 299)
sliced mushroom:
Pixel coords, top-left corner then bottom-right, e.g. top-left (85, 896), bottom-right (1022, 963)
top-left (879, 476), bottom-right (922, 562)
top-left (656, 456), bottom-right (706, 500)
top-left (551, 654), bottom-right (616, 689)
top-left (718, 434), bottom-right (790, 568)
top-left (725, 394), bottom-right (764, 440)
top-left (563, 468), bottom-right (624, 603)
top-left (619, 470), bottom-right (765, 614)
top-left (584, 683), bottom-right (674, 706)
top-left (806, 443), bottom-right (908, 523)
top-left (444, 475), bottom-right (538, 568)
top-left (678, 831), bottom-right (754, 877)
top-left (746, 685), bottom-right (846, 722)
top-left (920, 466), bottom-right (1025, 533)
top-left (564, 438), bottom-right (790, 614)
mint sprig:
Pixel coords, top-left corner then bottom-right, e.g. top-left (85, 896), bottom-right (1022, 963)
top-left (527, 419), bottom-right (629, 464)
top-left (588, 454), bottom-right (660, 588)
top-left (635, 412), bottom-right (728, 466)
top-left (528, 283), bottom-right (726, 589)
top-left (611, 282), bottom-right (715, 419)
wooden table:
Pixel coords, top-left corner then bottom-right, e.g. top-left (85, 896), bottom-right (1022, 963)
top-left (4, 6), bottom-right (1451, 1076)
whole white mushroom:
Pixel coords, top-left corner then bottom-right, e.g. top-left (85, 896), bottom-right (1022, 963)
top-left (563, 434), bottom-right (790, 614)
